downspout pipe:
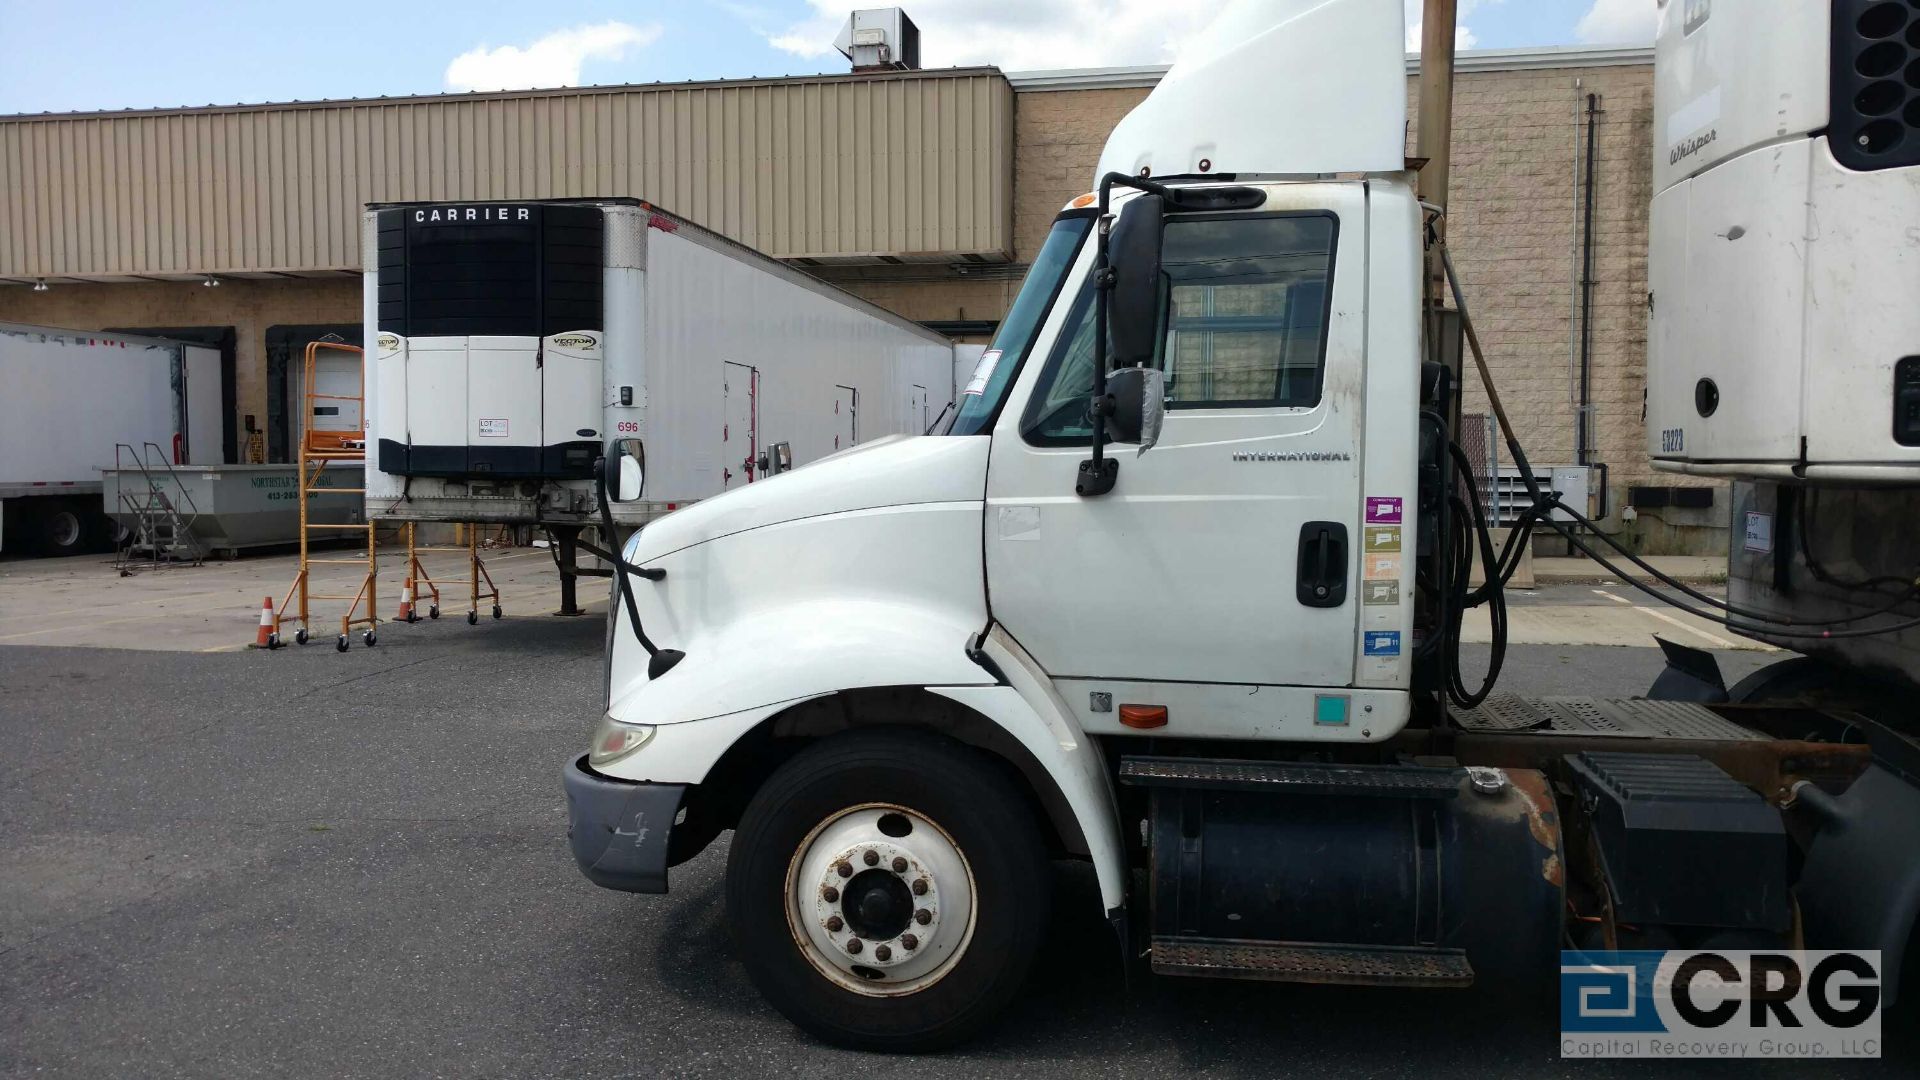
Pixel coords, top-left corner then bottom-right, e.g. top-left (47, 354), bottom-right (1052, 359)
top-left (1577, 92), bottom-right (1599, 468)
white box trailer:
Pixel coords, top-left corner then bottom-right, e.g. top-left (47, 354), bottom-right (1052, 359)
top-left (360, 198), bottom-right (958, 611)
top-left (0, 323), bottom-right (221, 556)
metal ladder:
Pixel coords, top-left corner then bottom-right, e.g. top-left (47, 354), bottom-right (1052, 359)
top-left (113, 442), bottom-right (204, 571)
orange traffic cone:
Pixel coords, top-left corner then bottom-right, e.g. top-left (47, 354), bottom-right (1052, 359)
top-left (397, 577), bottom-right (417, 623)
top-left (253, 596), bottom-right (279, 649)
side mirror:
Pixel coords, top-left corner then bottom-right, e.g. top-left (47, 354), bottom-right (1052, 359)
top-left (1103, 366), bottom-right (1166, 453)
top-left (763, 441), bottom-right (794, 476)
top-left (1108, 193), bottom-right (1165, 369)
top-left (605, 438), bottom-right (644, 502)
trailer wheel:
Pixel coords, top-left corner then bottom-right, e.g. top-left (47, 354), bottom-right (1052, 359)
top-left (726, 728), bottom-right (1050, 1052)
top-left (29, 499), bottom-right (87, 556)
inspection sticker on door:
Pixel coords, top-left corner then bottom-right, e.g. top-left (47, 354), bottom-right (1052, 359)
top-left (1363, 631), bottom-right (1402, 657)
top-left (1744, 512), bottom-right (1773, 554)
top-left (1364, 526), bottom-right (1402, 553)
top-left (477, 418), bottom-right (509, 438)
top-left (1363, 581), bottom-right (1400, 606)
top-left (1365, 496), bottom-right (1403, 524)
top-left (1364, 553), bottom-right (1400, 580)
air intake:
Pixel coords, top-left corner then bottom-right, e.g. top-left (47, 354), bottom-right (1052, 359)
top-left (1830, 0), bottom-right (1920, 171)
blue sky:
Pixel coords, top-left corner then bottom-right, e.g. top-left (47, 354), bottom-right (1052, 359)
top-left (0, 1), bottom-right (1656, 115)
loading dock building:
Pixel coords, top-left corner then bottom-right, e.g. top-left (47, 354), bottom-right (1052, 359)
top-left (0, 43), bottom-right (1718, 550)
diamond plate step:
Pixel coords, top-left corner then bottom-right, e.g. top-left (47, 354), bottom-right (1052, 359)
top-left (1150, 937), bottom-right (1475, 987)
top-left (1118, 756), bottom-right (1461, 798)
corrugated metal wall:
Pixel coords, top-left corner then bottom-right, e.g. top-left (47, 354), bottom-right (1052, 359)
top-left (0, 70), bottom-right (1013, 279)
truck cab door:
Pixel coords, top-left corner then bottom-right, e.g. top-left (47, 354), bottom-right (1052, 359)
top-left (985, 185), bottom-right (1404, 740)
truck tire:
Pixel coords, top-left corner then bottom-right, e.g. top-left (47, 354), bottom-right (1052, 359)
top-left (31, 499), bottom-right (88, 556)
top-left (725, 728), bottom-right (1050, 1051)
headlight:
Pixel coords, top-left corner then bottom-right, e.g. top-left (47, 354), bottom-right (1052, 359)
top-left (589, 713), bottom-right (656, 767)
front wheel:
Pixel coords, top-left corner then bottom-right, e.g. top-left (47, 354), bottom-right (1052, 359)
top-left (726, 728), bottom-right (1050, 1052)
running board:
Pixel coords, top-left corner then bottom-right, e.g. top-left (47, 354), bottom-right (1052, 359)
top-left (1150, 937), bottom-right (1475, 987)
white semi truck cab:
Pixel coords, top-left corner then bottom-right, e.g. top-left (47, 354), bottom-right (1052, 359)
top-left (564, 0), bottom-right (1920, 1050)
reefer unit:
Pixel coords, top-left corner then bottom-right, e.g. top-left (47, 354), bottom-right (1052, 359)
top-left (361, 200), bottom-right (958, 526)
top-left (1646, 0), bottom-right (1920, 480)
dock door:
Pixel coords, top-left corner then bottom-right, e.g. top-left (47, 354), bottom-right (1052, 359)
top-left (723, 361), bottom-right (759, 488)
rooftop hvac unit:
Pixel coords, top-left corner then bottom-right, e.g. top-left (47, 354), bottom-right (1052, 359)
top-left (835, 8), bottom-right (920, 72)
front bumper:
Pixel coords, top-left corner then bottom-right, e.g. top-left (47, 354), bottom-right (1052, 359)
top-left (562, 754), bottom-right (686, 893)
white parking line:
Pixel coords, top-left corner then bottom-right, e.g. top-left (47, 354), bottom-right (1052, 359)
top-left (1591, 588), bottom-right (1740, 649)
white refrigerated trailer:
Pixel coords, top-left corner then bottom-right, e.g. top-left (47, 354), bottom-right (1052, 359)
top-left (0, 323), bottom-right (221, 556)
top-left (360, 198), bottom-right (958, 609)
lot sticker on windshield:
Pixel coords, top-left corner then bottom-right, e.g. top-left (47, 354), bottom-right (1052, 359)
top-left (962, 349), bottom-right (1003, 397)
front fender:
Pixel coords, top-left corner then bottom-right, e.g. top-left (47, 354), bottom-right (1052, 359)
top-left (935, 625), bottom-right (1128, 913)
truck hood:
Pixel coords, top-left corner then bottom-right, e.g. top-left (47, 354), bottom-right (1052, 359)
top-left (630, 434), bottom-right (990, 563)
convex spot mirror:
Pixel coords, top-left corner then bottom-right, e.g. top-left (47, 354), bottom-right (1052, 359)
top-left (1104, 366), bottom-right (1165, 452)
top-left (604, 438), bottom-right (645, 502)
top-left (1108, 192), bottom-right (1165, 370)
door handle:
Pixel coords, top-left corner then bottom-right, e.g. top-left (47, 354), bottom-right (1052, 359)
top-left (1296, 522), bottom-right (1348, 608)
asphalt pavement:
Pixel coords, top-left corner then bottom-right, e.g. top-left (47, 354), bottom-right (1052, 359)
top-left (2, 609), bottom-right (1910, 1078)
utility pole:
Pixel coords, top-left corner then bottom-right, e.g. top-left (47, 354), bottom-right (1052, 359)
top-left (1415, 0), bottom-right (1461, 425)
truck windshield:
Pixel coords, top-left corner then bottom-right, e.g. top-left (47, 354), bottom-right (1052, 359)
top-left (945, 212), bottom-right (1095, 435)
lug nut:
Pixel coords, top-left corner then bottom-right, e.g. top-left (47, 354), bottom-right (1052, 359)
top-left (836, 861), bottom-right (852, 878)
top-left (822, 886), bottom-right (839, 903)
top-left (826, 915), bottom-right (844, 932)
top-left (875, 944), bottom-right (892, 962)
top-left (846, 938), bottom-right (863, 955)
top-left (891, 856), bottom-right (908, 873)
top-left (911, 878), bottom-right (929, 896)
top-left (863, 850), bottom-right (879, 866)
top-left (914, 908), bottom-right (932, 926)
top-left (901, 934), bottom-right (918, 951)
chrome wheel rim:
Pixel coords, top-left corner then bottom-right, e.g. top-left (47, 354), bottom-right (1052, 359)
top-left (784, 802), bottom-right (976, 997)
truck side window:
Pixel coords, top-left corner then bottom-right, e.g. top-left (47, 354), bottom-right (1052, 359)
top-left (1021, 211), bottom-right (1337, 445)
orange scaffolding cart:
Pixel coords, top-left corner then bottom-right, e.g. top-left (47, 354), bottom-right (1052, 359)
top-left (271, 340), bottom-right (381, 652)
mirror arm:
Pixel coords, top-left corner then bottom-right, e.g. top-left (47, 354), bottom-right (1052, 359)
top-left (594, 452), bottom-right (666, 660)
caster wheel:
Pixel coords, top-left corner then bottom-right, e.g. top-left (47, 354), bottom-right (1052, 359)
top-left (336, 635), bottom-right (349, 653)
top-left (492, 605), bottom-right (503, 620)
top-left (468, 611), bottom-right (479, 625)
top-left (363, 630), bottom-right (377, 647)
top-left (295, 628), bottom-right (309, 646)
top-left (267, 632), bottom-right (281, 650)
top-left (429, 605), bottom-right (440, 620)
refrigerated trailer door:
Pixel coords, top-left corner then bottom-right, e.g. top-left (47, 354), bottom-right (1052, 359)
top-left (722, 361), bottom-right (758, 488)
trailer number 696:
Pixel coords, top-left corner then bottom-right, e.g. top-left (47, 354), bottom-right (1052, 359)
top-left (617, 422), bottom-right (640, 433)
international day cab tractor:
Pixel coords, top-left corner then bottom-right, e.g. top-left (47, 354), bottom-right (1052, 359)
top-left (564, 0), bottom-right (1920, 1050)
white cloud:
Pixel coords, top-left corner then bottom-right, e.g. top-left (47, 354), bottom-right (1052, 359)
top-left (1576, 0), bottom-right (1658, 44)
top-left (1407, 0), bottom-right (1494, 52)
top-left (445, 21), bottom-right (662, 92)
